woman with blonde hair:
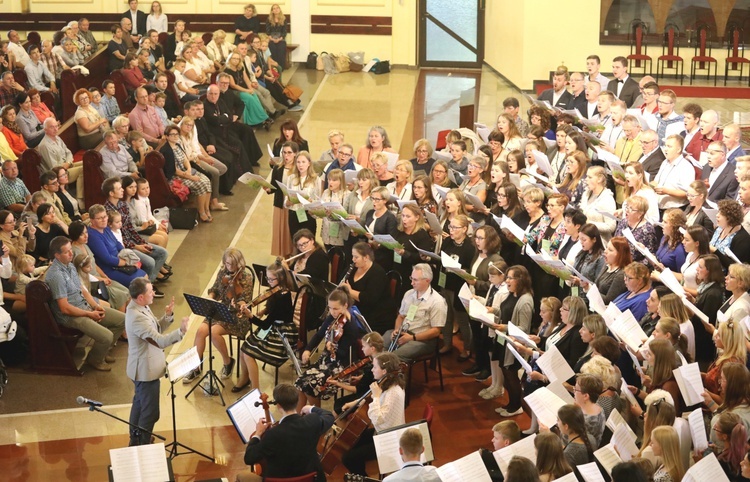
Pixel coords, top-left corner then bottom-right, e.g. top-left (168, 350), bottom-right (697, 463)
top-left (386, 159), bottom-right (413, 204)
top-left (370, 151), bottom-right (395, 184)
top-left (658, 294), bottom-right (695, 362)
top-left (496, 113), bottom-right (522, 161)
top-left (459, 156), bottom-right (488, 220)
top-left (286, 150), bottom-right (321, 237)
top-left (650, 426), bottom-right (685, 482)
top-left (392, 204), bottom-right (434, 296)
top-left (206, 29), bottom-right (235, 65)
top-left (266, 4), bottom-right (288, 69)
top-left (320, 168), bottom-right (348, 250)
top-left (410, 138), bottom-right (435, 175)
top-left (683, 180), bottom-right (715, 237)
top-left (222, 52), bottom-right (270, 127)
top-left (703, 321), bottom-right (747, 407)
top-left (440, 189), bottom-right (470, 237)
top-left (619, 162), bottom-right (659, 223)
top-left (73, 88), bottom-right (109, 150)
top-left (719, 263), bottom-right (750, 329)
top-left (579, 165), bottom-right (616, 242)
top-left (581, 355), bottom-right (622, 420)
top-left (534, 431), bottom-right (573, 482)
top-left (363, 185), bottom-right (399, 271)
top-left (634, 390), bottom-right (678, 462)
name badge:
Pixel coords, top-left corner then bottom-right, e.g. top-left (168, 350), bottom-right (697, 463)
top-left (406, 304), bottom-right (418, 321)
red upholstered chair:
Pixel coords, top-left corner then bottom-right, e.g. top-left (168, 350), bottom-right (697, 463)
top-left (12, 69), bottom-right (27, 89)
top-left (627, 20), bottom-right (652, 76)
top-left (327, 246), bottom-right (347, 284)
top-left (690, 24), bottom-right (717, 86)
top-left (144, 150), bottom-right (182, 209)
top-left (82, 149), bottom-right (106, 208)
top-left (724, 23), bottom-right (750, 86)
top-left (26, 32), bottom-right (41, 46)
top-left (656, 23), bottom-right (684, 85)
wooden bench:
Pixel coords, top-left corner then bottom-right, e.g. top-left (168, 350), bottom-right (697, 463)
top-left (145, 150), bottom-right (182, 209)
top-left (25, 280), bottom-right (84, 376)
top-left (60, 46), bottom-right (110, 120)
top-left (286, 44), bottom-right (298, 69)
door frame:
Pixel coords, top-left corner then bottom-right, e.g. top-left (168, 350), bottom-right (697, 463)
top-left (418, 0), bottom-right (485, 68)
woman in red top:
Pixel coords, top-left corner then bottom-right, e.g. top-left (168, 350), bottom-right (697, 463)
top-left (121, 53), bottom-right (148, 93)
top-left (1, 105), bottom-right (28, 156)
top-left (28, 89), bottom-right (55, 124)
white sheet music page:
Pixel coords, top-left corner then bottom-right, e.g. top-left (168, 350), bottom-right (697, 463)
top-left (612, 424), bottom-right (638, 461)
top-left (435, 450), bottom-right (492, 482)
top-left (586, 283), bottom-right (607, 315)
top-left (682, 453), bottom-right (730, 482)
top-left (688, 408), bottom-right (709, 452)
top-left (524, 387), bottom-right (567, 428)
top-left (536, 344), bottom-right (574, 383)
top-left (594, 444), bottom-right (623, 475)
top-left (168, 346), bottom-right (200, 382)
top-left (110, 443), bottom-right (170, 482)
top-left (493, 434), bottom-right (537, 476)
top-left (226, 388), bottom-right (268, 443)
top-left (373, 422), bottom-right (433, 475)
top-left (673, 362), bottom-right (704, 406)
top-left (578, 461), bottom-right (606, 482)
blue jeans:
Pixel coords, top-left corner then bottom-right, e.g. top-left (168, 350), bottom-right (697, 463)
top-left (134, 244), bottom-right (168, 282)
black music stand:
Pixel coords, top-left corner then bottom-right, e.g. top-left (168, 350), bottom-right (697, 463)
top-left (183, 294), bottom-right (234, 406)
top-left (166, 365), bottom-right (214, 461)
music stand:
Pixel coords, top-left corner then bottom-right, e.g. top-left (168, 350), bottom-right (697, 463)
top-left (183, 294), bottom-right (234, 406)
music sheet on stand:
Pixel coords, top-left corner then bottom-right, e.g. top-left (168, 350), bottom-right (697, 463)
top-left (167, 346), bottom-right (200, 382)
top-left (435, 450), bottom-right (491, 482)
top-left (226, 388), bottom-right (270, 444)
top-left (110, 443), bottom-right (170, 482)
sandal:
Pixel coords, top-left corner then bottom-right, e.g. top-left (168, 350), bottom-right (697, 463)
top-left (199, 212), bottom-right (212, 223)
top-left (231, 381), bottom-right (251, 393)
top-left (211, 203), bottom-right (229, 211)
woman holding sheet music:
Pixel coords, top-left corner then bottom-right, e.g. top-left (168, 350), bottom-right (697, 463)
top-left (710, 200), bottom-right (750, 269)
top-left (392, 205), bottom-right (435, 298)
top-left (557, 151), bottom-right (588, 208)
top-left (621, 163), bottom-right (659, 224)
top-left (286, 151), bottom-right (321, 237)
top-left (718, 264), bottom-right (750, 332)
top-left (269, 141), bottom-right (297, 257)
top-left (702, 324), bottom-right (746, 407)
top-left (612, 262), bottom-right (652, 321)
top-left (438, 214), bottom-right (476, 359)
top-left (629, 338), bottom-right (684, 414)
top-left (287, 230), bottom-right (329, 327)
top-left (678, 225), bottom-right (710, 298)
top-left (578, 166), bottom-right (616, 242)
top-left (651, 426), bottom-right (685, 482)
top-left (683, 181), bottom-right (716, 238)
top-left (362, 186), bottom-right (398, 272)
top-left (370, 154), bottom-right (395, 185)
top-left (386, 160), bottom-right (413, 207)
top-left (654, 209), bottom-right (687, 273)
top-left (691, 254), bottom-right (724, 365)
top-left (614, 195), bottom-right (658, 264)
top-left (411, 175), bottom-right (439, 216)
top-left (546, 127), bottom-right (568, 184)
top-left (705, 363), bottom-right (750, 448)
top-left (658, 295), bottom-right (695, 362)
top-left (490, 182), bottom-right (527, 267)
top-left (440, 189), bottom-right (470, 237)
top-left (458, 156), bottom-right (488, 220)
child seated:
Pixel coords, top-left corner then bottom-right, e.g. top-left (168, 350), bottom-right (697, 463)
top-left (153, 92), bottom-right (169, 127)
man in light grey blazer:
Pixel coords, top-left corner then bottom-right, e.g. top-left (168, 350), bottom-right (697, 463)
top-left (125, 278), bottom-right (188, 446)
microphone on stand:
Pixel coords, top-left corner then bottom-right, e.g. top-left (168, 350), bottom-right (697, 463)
top-left (76, 396), bottom-right (103, 407)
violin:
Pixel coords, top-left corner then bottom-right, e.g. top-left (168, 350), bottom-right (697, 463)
top-left (324, 313), bottom-right (348, 361)
top-left (221, 268), bottom-right (247, 302)
top-left (323, 356), bottom-right (372, 390)
top-left (248, 285), bottom-right (283, 308)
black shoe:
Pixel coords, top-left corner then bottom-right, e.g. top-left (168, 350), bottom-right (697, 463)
top-left (219, 190), bottom-right (234, 196)
top-left (163, 264), bottom-right (172, 271)
top-left (462, 365), bottom-right (481, 377)
top-left (475, 369), bottom-right (491, 382)
top-left (262, 119), bottom-right (272, 131)
top-left (153, 288), bottom-right (165, 298)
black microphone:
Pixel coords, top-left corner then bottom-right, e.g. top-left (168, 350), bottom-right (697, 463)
top-left (76, 396), bottom-right (103, 407)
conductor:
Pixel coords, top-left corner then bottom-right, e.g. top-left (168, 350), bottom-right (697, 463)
top-left (236, 383), bottom-right (334, 482)
top-left (125, 278), bottom-right (188, 446)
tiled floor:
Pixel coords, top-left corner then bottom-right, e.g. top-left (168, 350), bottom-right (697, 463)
top-left (1, 65), bottom-right (749, 481)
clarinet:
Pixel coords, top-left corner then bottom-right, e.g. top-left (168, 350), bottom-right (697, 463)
top-left (319, 262), bottom-right (356, 321)
top-left (387, 321), bottom-right (410, 352)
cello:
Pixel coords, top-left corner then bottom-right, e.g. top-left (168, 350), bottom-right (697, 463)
top-left (250, 392), bottom-right (277, 476)
top-left (316, 379), bottom-right (384, 475)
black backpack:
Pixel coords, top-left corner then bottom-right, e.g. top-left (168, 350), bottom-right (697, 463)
top-left (305, 52), bottom-right (318, 69)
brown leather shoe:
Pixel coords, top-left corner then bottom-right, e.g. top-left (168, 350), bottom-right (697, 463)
top-left (104, 355), bottom-right (116, 363)
top-left (88, 361), bottom-right (112, 372)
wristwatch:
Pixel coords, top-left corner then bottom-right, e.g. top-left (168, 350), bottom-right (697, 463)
top-left (412, 333), bottom-right (417, 341)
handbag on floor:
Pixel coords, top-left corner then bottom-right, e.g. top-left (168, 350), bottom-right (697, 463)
top-left (348, 51), bottom-right (365, 72)
top-left (372, 60), bottom-right (391, 75)
top-left (305, 52), bottom-right (318, 69)
top-left (169, 207), bottom-right (198, 230)
top-left (283, 84), bottom-right (303, 102)
top-left (334, 53), bottom-right (350, 72)
top-left (316, 51), bottom-right (327, 71)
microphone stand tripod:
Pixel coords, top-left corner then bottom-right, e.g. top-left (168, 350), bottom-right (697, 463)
top-left (81, 401), bottom-right (166, 446)
top-left (165, 370), bottom-right (214, 461)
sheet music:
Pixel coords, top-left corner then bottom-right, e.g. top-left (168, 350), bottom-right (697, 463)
top-left (457, 283), bottom-right (473, 310)
top-left (396, 199), bottom-right (417, 210)
top-left (622, 228), bottom-right (660, 266)
top-left (463, 191), bottom-right (487, 211)
top-left (620, 378), bottom-right (639, 407)
top-left (605, 408), bottom-right (627, 433)
top-left (586, 284), bottom-right (607, 315)
top-left (384, 151), bottom-right (399, 171)
top-left (507, 322), bottom-right (538, 349)
top-left (505, 342), bottom-right (533, 374)
top-left (519, 168), bottom-right (551, 185)
top-left (435, 450), bottom-right (492, 482)
top-left (625, 345), bottom-right (644, 376)
top-left (532, 150), bottom-right (553, 176)
top-left (110, 443), bottom-right (170, 482)
top-left (702, 207), bottom-right (718, 226)
top-left (424, 211), bottom-right (442, 233)
top-left (554, 473), bottom-right (579, 482)
top-left (594, 444), bottom-right (622, 475)
top-left (562, 259), bottom-right (593, 286)
top-left (469, 298), bottom-right (496, 325)
top-left (547, 380), bottom-right (575, 405)
top-left (476, 125), bottom-right (491, 144)
top-left (537, 344), bottom-right (574, 383)
top-left (434, 185), bottom-right (450, 200)
top-left (276, 327), bottom-right (302, 377)
top-left (659, 269), bottom-right (685, 298)
top-left (226, 388), bottom-right (272, 444)
top-left (409, 241), bottom-right (440, 261)
top-left (683, 297), bottom-right (709, 323)
top-left (493, 434), bottom-right (537, 476)
top-left (508, 173), bottom-right (521, 188)
top-left (167, 346), bottom-right (201, 381)
top-left (612, 423), bottom-right (638, 461)
top-left (610, 310), bottom-right (647, 352)
top-left (725, 246), bottom-right (742, 264)
top-left (266, 143), bottom-right (274, 159)
top-left (434, 150), bottom-right (452, 163)
top-left (673, 362), bottom-right (705, 406)
top-left (373, 421), bottom-right (433, 474)
top-left (682, 453), bottom-right (731, 482)
top-left (440, 251), bottom-right (461, 269)
top-left (578, 461), bottom-right (606, 482)
top-left (499, 215), bottom-right (526, 244)
top-left (524, 387), bottom-right (567, 428)
top-left (238, 172), bottom-right (275, 190)
top-left (688, 408), bottom-right (709, 452)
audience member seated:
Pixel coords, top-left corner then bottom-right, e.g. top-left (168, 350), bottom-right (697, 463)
top-left (100, 80), bottom-right (123, 124)
top-left (127, 177), bottom-right (169, 247)
top-left (85, 204), bottom-right (149, 288)
top-left (78, 18), bottom-right (97, 55)
top-left (206, 29), bottom-right (234, 66)
top-left (1, 105), bottom-right (29, 156)
top-left (29, 89), bottom-right (55, 124)
top-left (178, 114), bottom-right (229, 211)
top-left (0, 72), bottom-right (24, 109)
top-left (136, 46), bottom-right (158, 81)
top-left (122, 53), bottom-right (148, 94)
top-left (37, 118), bottom-right (84, 202)
top-left (383, 263), bottom-right (447, 362)
top-left (101, 130), bottom-right (139, 179)
top-left (59, 33), bottom-right (84, 67)
top-left (32, 202), bottom-right (68, 263)
top-left (0, 161), bottom-right (30, 213)
top-left (51, 166), bottom-right (85, 223)
top-left (6, 30), bottom-right (30, 68)
top-left (107, 24), bottom-right (129, 73)
top-left (74, 88), bottom-right (109, 150)
top-left (24, 44), bottom-right (58, 96)
top-left (15, 92), bottom-right (45, 148)
top-left (102, 176), bottom-right (169, 286)
top-left (0, 209), bottom-right (35, 263)
top-left (129, 87), bottom-right (164, 146)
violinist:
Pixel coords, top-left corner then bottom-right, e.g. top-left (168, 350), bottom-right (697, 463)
top-left (236, 383), bottom-right (334, 482)
top-left (183, 248), bottom-right (254, 385)
top-left (331, 332), bottom-right (384, 415)
top-left (341, 352), bottom-right (406, 476)
top-left (286, 229), bottom-right (329, 326)
top-left (235, 261), bottom-right (295, 393)
top-left (295, 287), bottom-right (363, 411)
top-left (340, 242), bottom-right (392, 334)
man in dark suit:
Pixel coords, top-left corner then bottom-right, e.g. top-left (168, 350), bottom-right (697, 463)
top-left (537, 68), bottom-right (573, 131)
top-left (701, 141), bottom-right (739, 202)
top-left (203, 85), bottom-right (260, 169)
top-left (724, 124), bottom-right (746, 163)
top-left (607, 56), bottom-right (640, 108)
top-left (237, 383), bottom-right (334, 481)
top-left (569, 72), bottom-right (587, 118)
top-left (636, 129), bottom-right (666, 180)
top-left (122, 0), bottom-right (147, 40)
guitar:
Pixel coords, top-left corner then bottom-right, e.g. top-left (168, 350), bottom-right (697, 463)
top-left (343, 474), bottom-right (380, 482)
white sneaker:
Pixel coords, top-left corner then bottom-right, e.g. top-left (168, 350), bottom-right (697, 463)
top-left (288, 104), bottom-right (303, 112)
top-left (478, 386), bottom-right (492, 397)
top-left (495, 407), bottom-right (523, 417)
top-left (481, 386), bottom-right (504, 399)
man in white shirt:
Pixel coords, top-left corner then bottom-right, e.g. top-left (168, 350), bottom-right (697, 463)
top-left (723, 124), bottom-right (746, 163)
top-left (383, 264), bottom-right (447, 363)
top-left (585, 54), bottom-right (610, 88)
top-left (654, 135), bottom-right (694, 210)
top-left (655, 89), bottom-right (684, 146)
top-left (584, 80), bottom-right (601, 119)
top-left (639, 82), bottom-right (659, 131)
top-left (607, 56), bottom-right (640, 107)
top-left (600, 100), bottom-right (626, 151)
top-left (383, 428), bottom-right (441, 482)
top-left (6, 30), bottom-right (30, 68)
top-left (24, 45), bottom-right (58, 94)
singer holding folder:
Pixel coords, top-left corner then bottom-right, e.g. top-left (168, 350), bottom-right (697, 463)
top-left (125, 278), bottom-right (187, 446)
